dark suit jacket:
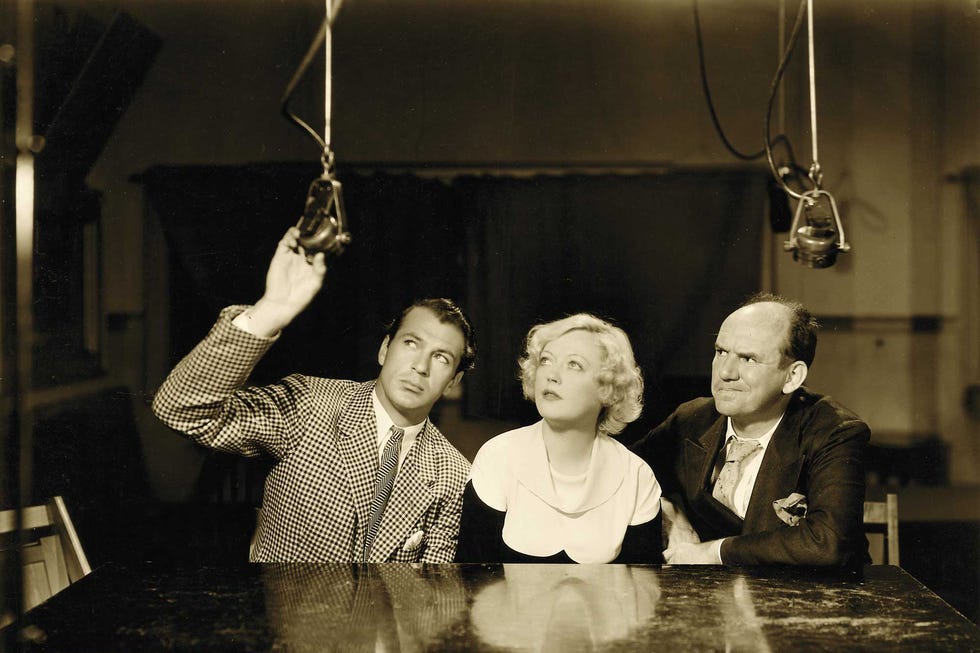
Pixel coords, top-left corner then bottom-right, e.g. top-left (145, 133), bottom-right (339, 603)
top-left (152, 306), bottom-right (470, 563)
top-left (631, 388), bottom-right (869, 567)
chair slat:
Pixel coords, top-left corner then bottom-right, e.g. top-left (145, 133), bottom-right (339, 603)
top-left (0, 504), bottom-right (52, 534)
top-left (0, 496), bottom-right (91, 613)
top-left (864, 493), bottom-right (900, 566)
top-left (49, 496), bottom-right (92, 580)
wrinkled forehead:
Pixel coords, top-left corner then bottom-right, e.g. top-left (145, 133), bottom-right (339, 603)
top-left (718, 304), bottom-right (790, 356)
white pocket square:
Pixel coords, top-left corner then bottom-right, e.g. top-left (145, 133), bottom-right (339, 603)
top-left (402, 529), bottom-right (425, 552)
top-left (773, 492), bottom-right (808, 526)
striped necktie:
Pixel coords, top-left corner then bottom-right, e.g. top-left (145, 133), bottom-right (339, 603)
top-left (362, 426), bottom-right (405, 561)
top-left (712, 437), bottom-right (762, 515)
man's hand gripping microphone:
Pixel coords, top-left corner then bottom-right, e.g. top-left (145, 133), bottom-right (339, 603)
top-left (296, 163), bottom-right (352, 261)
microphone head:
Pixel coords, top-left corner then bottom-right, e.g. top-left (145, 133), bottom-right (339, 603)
top-left (791, 224), bottom-right (840, 268)
top-left (296, 177), bottom-right (352, 256)
top-left (782, 189), bottom-right (849, 268)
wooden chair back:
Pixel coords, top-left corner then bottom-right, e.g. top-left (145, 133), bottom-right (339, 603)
top-left (864, 493), bottom-right (900, 566)
top-left (0, 496), bottom-right (92, 615)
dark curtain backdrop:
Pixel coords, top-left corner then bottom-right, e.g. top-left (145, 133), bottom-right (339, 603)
top-left (142, 164), bottom-right (766, 439)
top-left (458, 174), bottom-right (572, 429)
top-left (459, 170), bottom-right (767, 441)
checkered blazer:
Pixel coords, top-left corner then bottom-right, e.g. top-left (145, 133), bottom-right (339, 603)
top-left (152, 306), bottom-right (471, 563)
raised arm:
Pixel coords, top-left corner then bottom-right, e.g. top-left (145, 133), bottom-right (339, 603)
top-left (152, 227), bottom-right (334, 459)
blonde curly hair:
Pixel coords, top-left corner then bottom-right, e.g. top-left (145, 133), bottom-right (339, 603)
top-left (518, 313), bottom-right (644, 435)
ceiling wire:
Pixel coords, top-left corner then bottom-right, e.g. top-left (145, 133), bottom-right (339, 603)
top-left (281, 0), bottom-right (345, 158)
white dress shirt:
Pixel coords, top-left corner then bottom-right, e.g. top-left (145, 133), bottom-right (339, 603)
top-left (722, 416), bottom-right (781, 518)
top-left (371, 390), bottom-right (423, 472)
top-left (710, 414), bottom-right (784, 563)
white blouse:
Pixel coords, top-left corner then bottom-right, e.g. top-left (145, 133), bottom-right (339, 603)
top-left (469, 421), bottom-right (662, 563)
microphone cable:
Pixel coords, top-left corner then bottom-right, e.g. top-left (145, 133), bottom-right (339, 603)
top-left (694, 0), bottom-right (811, 198)
top-left (764, 0), bottom-right (816, 200)
top-left (693, 0), bottom-right (767, 161)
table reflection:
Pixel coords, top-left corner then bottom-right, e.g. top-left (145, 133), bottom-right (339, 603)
top-left (262, 564), bottom-right (467, 652)
top-left (11, 563), bottom-right (978, 652)
top-left (471, 565), bottom-right (661, 652)
top-left (715, 576), bottom-right (773, 653)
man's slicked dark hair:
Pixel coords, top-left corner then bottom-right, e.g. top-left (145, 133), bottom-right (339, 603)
top-left (741, 292), bottom-right (819, 367)
top-left (385, 298), bottom-right (477, 373)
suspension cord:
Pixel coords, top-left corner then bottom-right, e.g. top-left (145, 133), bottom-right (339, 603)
top-left (765, 0), bottom-right (810, 200)
top-left (806, 0), bottom-right (821, 187)
top-left (778, 0), bottom-right (786, 135)
top-left (323, 0), bottom-right (333, 175)
top-left (280, 0), bottom-right (345, 166)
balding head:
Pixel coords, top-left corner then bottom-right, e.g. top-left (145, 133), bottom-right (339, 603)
top-left (711, 297), bottom-right (811, 435)
top-left (739, 292), bottom-right (819, 367)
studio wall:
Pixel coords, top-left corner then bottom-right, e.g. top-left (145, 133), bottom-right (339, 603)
top-left (53, 0), bottom-right (978, 484)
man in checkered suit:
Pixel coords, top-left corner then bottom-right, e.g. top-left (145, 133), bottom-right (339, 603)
top-left (152, 228), bottom-right (475, 562)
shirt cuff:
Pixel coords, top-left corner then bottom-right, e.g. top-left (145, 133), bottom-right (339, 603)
top-left (711, 538), bottom-right (726, 564)
top-left (230, 305), bottom-right (282, 340)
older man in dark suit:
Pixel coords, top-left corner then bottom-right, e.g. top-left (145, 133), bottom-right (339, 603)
top-left (632, 293), bottom-right (869, 566)
top-left (153, 227), bottom-right (474, 562)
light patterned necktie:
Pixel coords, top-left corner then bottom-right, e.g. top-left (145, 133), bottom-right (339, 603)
top-left (362, 426), bottom-right (405, 561)
top-left (712, 437), bottom-right (762, 515)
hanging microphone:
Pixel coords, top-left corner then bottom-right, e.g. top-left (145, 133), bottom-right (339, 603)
top-left (783, 188), bottom-right (849, 268)
top-left (296, 173), bottom-right (351, 257)
top-left (282, 1), bottom-right (351, 260)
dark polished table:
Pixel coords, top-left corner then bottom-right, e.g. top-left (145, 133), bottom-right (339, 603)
top-left (5, 563), bottom-right (979, 652)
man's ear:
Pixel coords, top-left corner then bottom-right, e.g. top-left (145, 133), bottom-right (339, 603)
top-left (782, 361), bottom-right (808, 394)
top-left (442, 371), bottom-right (464, 397)
top-left (378, 335), bottom-right (390, 367)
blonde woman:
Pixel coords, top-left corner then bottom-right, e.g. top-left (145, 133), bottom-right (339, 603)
top-left (455, 314), bottom-right (663, 563)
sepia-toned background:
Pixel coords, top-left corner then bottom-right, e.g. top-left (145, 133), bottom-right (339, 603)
top-left (2, 0), bottom-right (977, 621)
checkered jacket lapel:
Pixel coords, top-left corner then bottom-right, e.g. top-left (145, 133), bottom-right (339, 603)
top-left (336, 382), bottom-right (381, 543)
